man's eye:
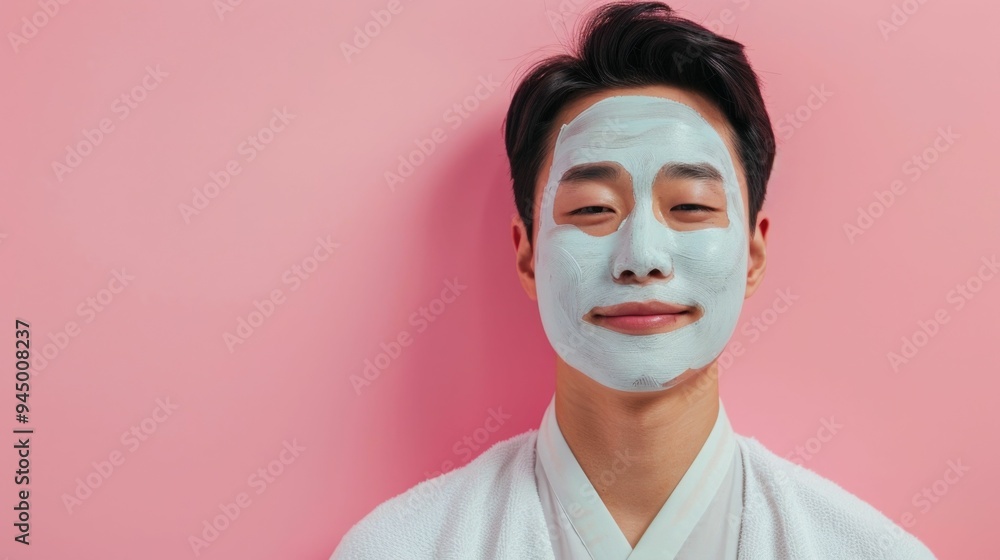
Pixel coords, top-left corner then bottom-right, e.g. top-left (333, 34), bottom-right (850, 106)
top-left (570, 206), bottom-right (613, 215)
top-left (672, 204), bottom-right (716, 212)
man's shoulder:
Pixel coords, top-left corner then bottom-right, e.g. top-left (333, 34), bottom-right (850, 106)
top-left (331, 429), bottom-right (549, 560)
top-left (735, 434), bottom-right (937, 560)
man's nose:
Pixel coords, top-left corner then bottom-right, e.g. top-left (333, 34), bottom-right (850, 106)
top-left (611, 211), bottom-right (673, 284)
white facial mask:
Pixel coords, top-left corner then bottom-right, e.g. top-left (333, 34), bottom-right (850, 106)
top-left (535, 95), bottom-right (748, 392)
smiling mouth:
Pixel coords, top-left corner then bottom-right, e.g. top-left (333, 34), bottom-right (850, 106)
top-left (586, 300), bottom-right (700, 335)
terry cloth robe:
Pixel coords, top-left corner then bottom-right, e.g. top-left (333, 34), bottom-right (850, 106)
top-left (331, 427), bottom-right (937, 560)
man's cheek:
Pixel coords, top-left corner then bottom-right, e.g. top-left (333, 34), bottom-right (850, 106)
top-left (539, 231), bottom-right (604, 307)
top-left (672, 228), bottom-right (739, 267)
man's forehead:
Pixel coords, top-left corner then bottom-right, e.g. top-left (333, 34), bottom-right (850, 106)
top-left (553, 96), bottom-right (729, 162)
top-left (534, 95), bottom-right (749, 214)
top-left (558, 94), bottom-right (713, 135)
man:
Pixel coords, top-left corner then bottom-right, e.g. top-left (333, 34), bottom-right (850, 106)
top-left (332, 2), bottom-right (937, 558)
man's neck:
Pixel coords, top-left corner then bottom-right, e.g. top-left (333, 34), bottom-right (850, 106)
top-left (553, 358), bottom-right (721, 547)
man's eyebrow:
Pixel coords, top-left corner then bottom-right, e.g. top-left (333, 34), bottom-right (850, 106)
top-left (559, 162), bottom-right (621, 184)
top-left (558, 162), bottom-right (723, 185)
top-left (660, 162), bottom-right (723, 183)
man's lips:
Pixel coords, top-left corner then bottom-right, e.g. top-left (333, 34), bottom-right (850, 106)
top-left (592, 301), bottom-right (690, 316)
top-left (588, 301), bottom-right (697, 335)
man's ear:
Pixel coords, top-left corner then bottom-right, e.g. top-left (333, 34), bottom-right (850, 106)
top-left (512, 214), bottom-right (537, 301)
top-left (745, 211), bottom-right (769, 299)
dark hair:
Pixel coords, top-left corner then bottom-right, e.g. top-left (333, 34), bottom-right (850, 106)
top-left (503, 1), bottom-right (775, 243)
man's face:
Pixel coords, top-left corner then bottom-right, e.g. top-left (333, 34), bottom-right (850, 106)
top-left (522, 86), bottom-right (758, 392)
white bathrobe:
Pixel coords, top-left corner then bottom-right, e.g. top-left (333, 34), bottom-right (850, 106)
top-left (331, 429), bottom-right (936, 559)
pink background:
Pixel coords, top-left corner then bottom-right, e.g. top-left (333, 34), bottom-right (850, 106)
top-left (2, 0), bottom-right (997, 558)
